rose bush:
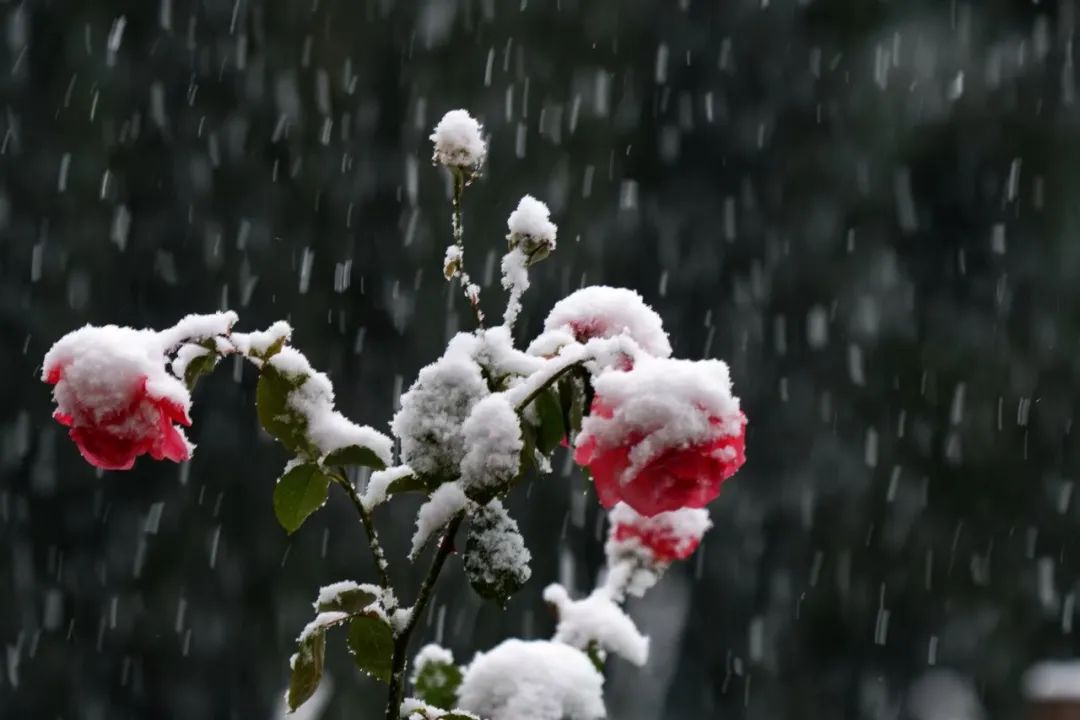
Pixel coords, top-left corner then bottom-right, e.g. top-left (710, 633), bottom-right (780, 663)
top-left (40, 109), bottom-right (748, 720)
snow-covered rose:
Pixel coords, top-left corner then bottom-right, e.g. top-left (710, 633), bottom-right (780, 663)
top-left (573, 357), bottom-right (746, 516)
top-left (42, 325), bottom-right (193, 470)
top-left (537, 286), bottom-right (672, 359)
top-left (607, 502), bottom-right (711, 562)
top-left (430, 109), bottom-right (486, 172)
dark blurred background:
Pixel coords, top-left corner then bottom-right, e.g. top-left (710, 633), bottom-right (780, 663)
top-left (3, 0), bottom-right (1080, 718)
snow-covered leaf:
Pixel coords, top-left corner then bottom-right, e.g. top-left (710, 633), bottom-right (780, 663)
top-left (287, 628), bottom-right (326, 713)
top-left (257, 364), bottom-right (311, 454)
top-left (274, 462), bottom-right (332, 534)
top-left (181, 340), bottom-right (218, 389)
top-left (463, 501), bottom-right (531, 606)
top-left (315, 585), bottom-right (379, 615)
top-left (411, 645), bottom-right (463, 711)
top-left (388, 472), bottom-right (428, 495)
top-left (323, 444), bottom-right (387, 471)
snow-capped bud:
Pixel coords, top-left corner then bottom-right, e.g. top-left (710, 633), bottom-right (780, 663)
top-left (506, 195), bottom-right (558, 266)
top-left (430, 109), bottom-right (487, 175)
top-left (443, 245), bottom-right (463, 280)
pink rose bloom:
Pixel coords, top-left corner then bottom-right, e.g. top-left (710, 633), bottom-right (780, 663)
top-left (575, 401), bottom-right (746, 516)
top-left (43, 325), bottom-right (193, 470)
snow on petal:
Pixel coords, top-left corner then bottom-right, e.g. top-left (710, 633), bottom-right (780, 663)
top-left (410, 482), bottom-right (467, 558)
top-left (43, 324), bottom-right (194, 470)
top-left (607, 502), bottom-right (712, 563)
top-left (457, 639), bottom-right (606, 720)
top-left (577, 355), bottom-right (742, 474)
top-left (542, 286), bottom-right (671, 358)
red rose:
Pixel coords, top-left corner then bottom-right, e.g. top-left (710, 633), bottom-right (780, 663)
top-left (613, 524), bottom-right (694, 562)
top-left (575, 402), bottom-right (746, 517)
top-left (47, 368), bottom-right (192, 471)
top-left (609, 504), bottom-right (710, 562)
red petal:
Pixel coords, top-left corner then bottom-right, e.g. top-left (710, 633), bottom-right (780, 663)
top-left (152, 406), bottom-right (190, 462)
top-left (69, 426), bottom-right (138, 471)
top-left (156, 395), bottom-right (192, 427)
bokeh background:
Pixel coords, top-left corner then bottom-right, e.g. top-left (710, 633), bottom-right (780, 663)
top-left (3, 0), bottom-right (1080, 718)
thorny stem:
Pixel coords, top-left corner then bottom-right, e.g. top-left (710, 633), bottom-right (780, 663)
top-left (332, 472), bottom-right (393, 593)
top-left (451, 169), bottom-right (485, 329)
top-left (384, 511), bottom-right (466, 720)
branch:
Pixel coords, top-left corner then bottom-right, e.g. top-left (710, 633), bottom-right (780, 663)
top-left (333, 473), bottom-right (393, 593)
top-left (384, 511), bottom-right (466, 720)
top-left (514, 359), bottom-right (586, 413)
top-left (449, 168), bottom-right (485, 329)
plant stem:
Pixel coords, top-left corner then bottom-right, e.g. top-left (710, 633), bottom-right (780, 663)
top-left (384, 511), bottom-right (465, 720)
top-left (450, 169), bottom-right (485, 328)
top-left (333, 473), bottom-right (393, 592)
top-left (514, 359), bottom-right (585, 413)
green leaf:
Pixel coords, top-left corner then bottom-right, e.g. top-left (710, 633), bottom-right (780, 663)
top-left (182, 341), bottom-right (219, 389)
top-left (287, 629), bottom-right (326, 712)
top-left (273, 463), bottom-right (332, 534)
top-left (261, 335), bottom-right (287, 361)
top-left (346, 614), bottom-right (394, 683)
top-left (256, 365), bottom-right (311, 454)
top-left (316, 586), bottom-right (378, 615)
top-left (560, 374), bottom-right (584, 437)
top-left (413, 656), bottom-right (463, 711)
top-left (535, 387), bottom-right (566, 454)
top-left (323, 444), bottom-right (387, 470)
top-left (585, 640), bottom-right (605, 673)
